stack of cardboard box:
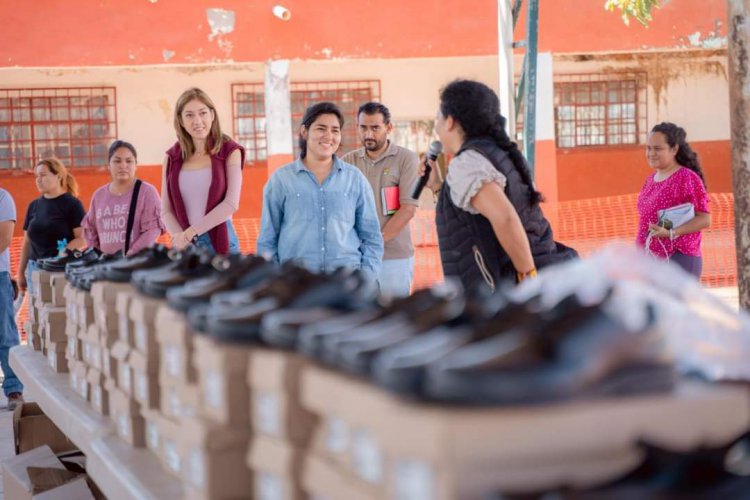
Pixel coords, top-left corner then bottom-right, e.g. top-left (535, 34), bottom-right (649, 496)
top-left (87, 281), bottom-right (132, 416)
top-left (67, 286), bottom-right (95, 403)
top-left (63, 283), bottom-right (83, 387)
top-left (179, 332), bottom-right (254, 499)
top-left (108, 290), bottom-right (163, 448)
top-left (29, 270), bottom-right (67, 373)
top-left (247, 348), bottom-right (319, 500)
top-left (297, 362), bottom-right (750, 499)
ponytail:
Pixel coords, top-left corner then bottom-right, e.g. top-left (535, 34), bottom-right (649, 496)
top-left (37, 157), bottom-right (79, 197)
top-left (64, 172), bottom-right (79, 197)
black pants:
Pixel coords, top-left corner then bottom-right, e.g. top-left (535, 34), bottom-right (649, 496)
top-left (670, 252), bottom-right (703, 279)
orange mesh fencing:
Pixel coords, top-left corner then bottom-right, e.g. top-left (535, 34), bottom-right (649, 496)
top-left (553, 193), bottom-right (736, 288)
top-left (10, 193), bottom-right (737, 335)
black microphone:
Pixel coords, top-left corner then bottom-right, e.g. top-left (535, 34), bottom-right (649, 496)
top-left (412, 140), bottom-right (443, 199)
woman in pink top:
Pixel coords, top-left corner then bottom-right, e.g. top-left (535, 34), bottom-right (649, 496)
top-left (82, 141), bottom-right (166, 255)
top-left (636, 122), bottom-right (711, 278)
top-left (161, 88), bottom-right (245, 255)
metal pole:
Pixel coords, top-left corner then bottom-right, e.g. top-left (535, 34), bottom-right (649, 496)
top-left (728, 0), bottom-right (750, 309)
top-left (498, 0), bottom-right (516, 139)
top-left (523, 0), bottom-right (539, 176)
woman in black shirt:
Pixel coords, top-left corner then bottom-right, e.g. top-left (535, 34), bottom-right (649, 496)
top-left (17, 158), bottom-right (86, 295)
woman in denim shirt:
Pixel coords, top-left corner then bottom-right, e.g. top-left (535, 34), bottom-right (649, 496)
top-left (257, 102), bottom-right (383, 279)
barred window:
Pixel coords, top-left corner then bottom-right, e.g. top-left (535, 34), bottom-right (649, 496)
top-left (232, 80), bottom-right (381, 163)
top-left (554, 73), bottom-right (647, 148)
top-left (0, 87), bottom-right (117, 169)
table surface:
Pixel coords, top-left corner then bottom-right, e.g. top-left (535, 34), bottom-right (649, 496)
top-left (10, 345), bottom-right (184, 500)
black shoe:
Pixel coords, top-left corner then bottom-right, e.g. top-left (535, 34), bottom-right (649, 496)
top-left (204, 266), bottom-right (362, 344)
top-left (39, 248), bottom-right (98, 272)
top-left (166, 255), bottom-right (273, 312)
top-left (316, 284), bottom-right (464, 372)
top-left (423, 297), bottom-right (673, 405)
top-left (259, 270), bottom-right (378, 350)
top-left (64, 247), bottom-right (105, 271)
top-left (131, 247), bottom-right (216, 298)
top-left (98, 245), bottom-right (171, 282)
top-left (371, 291), bottom-right (543, 396)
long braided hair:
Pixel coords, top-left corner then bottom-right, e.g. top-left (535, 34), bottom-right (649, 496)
top-left (439, 79), bottom-right (543, 204)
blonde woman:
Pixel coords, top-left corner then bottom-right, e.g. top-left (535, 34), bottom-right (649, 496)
top-left (17, 158), bottom-right (86, 295)
top-left (162, 88), bottom-right (245, 255)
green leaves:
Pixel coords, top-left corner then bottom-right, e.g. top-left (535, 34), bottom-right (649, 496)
top-left (605, 0), bottom-right (661, 26)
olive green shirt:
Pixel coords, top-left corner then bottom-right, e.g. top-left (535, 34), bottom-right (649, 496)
top-left (341, 142), bottom-right (419, 259)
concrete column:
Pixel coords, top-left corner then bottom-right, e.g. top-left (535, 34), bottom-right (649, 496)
top-left (728, 0), bottom-right (750, 308)
top-left (498, 0), bottom-right (516, 138)
top-left (534, 52), bottom-right (559, 233)
top-left (264, 59), bottom-right (294, 174)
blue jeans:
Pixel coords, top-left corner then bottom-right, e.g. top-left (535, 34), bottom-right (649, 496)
top-left (377, 256), bottom-right (414, 298)
top-left (194, 220), bottom-right (240, 255)
top-left (25, 260), bottom-right (39, 298)
top-left (0, 272), bottom-right (23, 396)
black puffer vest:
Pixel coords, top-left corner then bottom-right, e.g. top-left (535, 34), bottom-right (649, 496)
top-left (436, 137), bottom-right (577, 292)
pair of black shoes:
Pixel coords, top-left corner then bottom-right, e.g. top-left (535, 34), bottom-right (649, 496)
top-left (39, 247), bottom-right (101, 273)
top-left (370, 289), bottom-right (672, 405)
top-left (166, 254), bottom-right (275, 312)
top-left (189, 264), bottom-right (377, 345)
top-left (97, 244), bottom-right (171, 283)
top-left (296, 283), bottom-right (466, 375)
top-left (64, 249), bottom-right (123, 291)
top-left (131, 246), bottom-right (217, 298)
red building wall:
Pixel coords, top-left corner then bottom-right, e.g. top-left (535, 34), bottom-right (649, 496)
top-left (0, 0), bottom-right (728, 66)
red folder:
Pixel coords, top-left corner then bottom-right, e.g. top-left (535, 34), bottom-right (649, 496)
top-left (381, 186), bottom-right (400, 216)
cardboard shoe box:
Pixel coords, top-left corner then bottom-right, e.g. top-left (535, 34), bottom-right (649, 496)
top-left (247, 435), bottom-right (304, 500)
top-left (110, 340), bottom-right (131, 395)
top-left (40, 304), bottom-right (67, 344)
top-left (302, 364), bottom-right (750, 500)
top-left (31, 269), bottom-right (54, 303)
top-left (25, 320), bottom-right (42, 351)
top-left (101, 344), bottom-right (118, 384)
top-left (142, 409), bottom-right (163, 461)
top-left (83, 324), bottom-right (103, 371)
top-left (157, 413), bottom-right (183, 478)
top-left (116, 290), bottom-right (136, 347)
top-left (249, 349), bottom-right (317, 446)
top-left (46, 341), bottom-right (68, 374)
top-left (130, 349), bottom-right (160, 410)
top-left (156, 306), bottom-right (197, 386)
top-left (13, 403), bottom-right (77, 455)
top-left (181, 417), bottom-right (253, 499)
top-left (91, 281), bottom-right (132, 334)
top-left (88, 368), bottom-right (109, 416)
top-left (50, 273), bottom-right (68, 308)
top-left (68, 337), bottom-right (83, 365)
top-left (302, 453), bottom-right (375, 500)
top-left (75, 290), bottom-right (95, 330)
top-left (159, 380), bottom-right (199, 421)
top-left (193, 335), bottom-right (253, 428)
top-left (129, 294), bottom-right (163, 361)
top-left (110, 387), bottom-right (145, 447)
top-left (3, 445), bottom-right (96, 500)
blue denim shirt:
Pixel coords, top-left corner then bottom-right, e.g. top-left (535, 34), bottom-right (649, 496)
top-left (257, 157), bottom-right (384, 279)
